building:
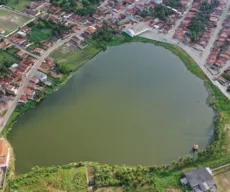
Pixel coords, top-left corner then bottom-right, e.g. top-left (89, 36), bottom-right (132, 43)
top-left (31, 76), bottom-right (40, 84)
top-left (0, 139), bottom-right (10, 189)
top-left (153, 0), bottom-right (163, 4)
top-left (18, 95), bottom-right (28, 104)
top-left (0, 28), bottom-right (5, 34)
top-left (124, 22), bottom-right (149, 37)
top-left (34, 71), bottom-right (47, 82)
top-left (0, 139), bottom-right (9, 168)
top-left (9, 63), bottom-right (19, 73)
top-left (5, 85), bottom-right (18, 95)
top-left (24, 88), bottom-right (35, 97)
top-left (32, 47), bottom-right (45, 55)
top-left (180, 167), bottom-right (217, 192)
top-left (17, 31), bottom-right (26, 37)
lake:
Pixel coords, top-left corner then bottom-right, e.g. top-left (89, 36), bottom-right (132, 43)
top-left (8, 43), bottom-right (214, 174)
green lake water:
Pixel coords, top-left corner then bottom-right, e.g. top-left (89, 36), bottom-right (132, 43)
top-left (8, 43), bottom-right (214, 173)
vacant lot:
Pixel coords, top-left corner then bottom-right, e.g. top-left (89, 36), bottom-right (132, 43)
top-left (215, 168), bottom-right (230, 192)
top-left (50, 42), bottom-right (100, 70)
top-left (0, 8), bottom-right (31, 35)
top-left (0, 47), bottom-right (20, 72)
top-left (8, 167), bottom-right (88, 192)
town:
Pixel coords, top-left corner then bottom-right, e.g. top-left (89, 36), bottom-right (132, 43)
top-left (0, 0), bottom-right (230, 190)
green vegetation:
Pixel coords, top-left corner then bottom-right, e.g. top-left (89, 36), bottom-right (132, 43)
top-left (4, 34), bottom-right (230, 191)
top-left (187, 13), bottom-right (209, 42)
top-left (50, 0), bottom-right (100, 16)
top-left (222, 70), bottom-right (230, 81)
top-left (165, 0), bottom-right (182, 9)
top-left (27, 19), bottom-right (69, 43)
top-left (5, 0), bottom-right (31, 11)
top-left (199, 0), bottom-right (219, 13)
top-left (140, 5), bottom-right (173, 21)
top-left (6, 165), bottom-right (87, 192)
top-left (0, 47), bottom-right (20, 74)
top-left (92, 26), bottom-right (118, 49)
top-left (51, 44), bottom-right (100, 73)
top-left (2, 100), bottom-right (36, 136)
top-left (187, 0), bottom-right (219, 41)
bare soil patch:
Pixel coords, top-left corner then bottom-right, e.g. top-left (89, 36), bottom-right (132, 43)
top-left (165, 189), bottom-right (182, 192)
top-left (215, 169), bottom-right (230, 192)
top-left (0, 8), bottom-right (31, 34)
top-left (225, 124), bottom-right (230, 151)
top-left (95, 187), bottom-right (124, 192)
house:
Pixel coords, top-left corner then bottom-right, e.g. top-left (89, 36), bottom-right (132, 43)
top-left (44, 79), bottom-right (52, 86)
top-left (0, 40), bottom-right (11, 50)
top-left (5, 85), bottom-right (18, 95)
top-left (24, 88), bottom-right (35, 97)
top-left (9, 63), bottom-right (19, 73)
top-left (32, 48), bottom-right (45, 55)
top-left (18, 95), bottom-right (28, 104)
top-left (71, 36), bottom-right (86, 49)
top-left (218, 76), bottom-right (228, 85)
top-left (181, 167), bottom-right (217, 192)
top-left (31, 76), bottom-right (40, 84)
top-left (17, 31), bottom-right (26, 37)
top-left (34, 71), bottom-right (47, 82)
top-left (86, 26), bottom-right (97, 34)
top-left (0, 139), bottom-right (9, 189)
top-left (0, 139), bottom-right (9, 168)
top-left (0, 28), bottom-right (5, 34)
top-left (16, 50), bottom-right (26, 58)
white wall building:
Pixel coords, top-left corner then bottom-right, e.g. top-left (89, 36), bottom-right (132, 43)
top-left (124, 22), bottom-right (149, 37)
top-left (153, 0), bottom-right (163, 4)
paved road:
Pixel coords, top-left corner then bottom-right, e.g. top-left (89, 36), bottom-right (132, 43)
top-left (168, 0), bottom-right (194, 38)
top-left (10, 42), bottom-right (40, 60)
top-left (201, 0), bottom-right (230, 65)
top-left (140, 1), bottom-right (230, 100)
top-left (0, 34), bottom-right (74, 132)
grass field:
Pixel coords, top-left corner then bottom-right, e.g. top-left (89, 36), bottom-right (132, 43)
top-left (50, 42), bottom-right (100, 70)
top-left (0, 8), bottom-right (31, 35)
top-left (6, 0), bottom-right (31, 11)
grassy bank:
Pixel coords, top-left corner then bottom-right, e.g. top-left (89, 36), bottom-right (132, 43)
top-left (50, 44), bottom-right (100, 71)
top-left (4, 35), bottom-right (230, 191)
top-left (6, 164), bottom-right (88, 192)
top-left (2, 101), bottom-right (36, 137)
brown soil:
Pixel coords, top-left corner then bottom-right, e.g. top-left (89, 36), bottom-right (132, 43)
top-left (215, 170), bottom-right (230, 192)
top-left (225, 124), bottom-right (230, 152)
top-left (165, 189), bottom-right (182, 192)
top-left (95, 187), bottom-right (124, 192)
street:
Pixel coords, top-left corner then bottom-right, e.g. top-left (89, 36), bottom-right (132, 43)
top-left (0, 34), bottom-right (75, 132)
top-left (140, 0), bottom-right (230, 100)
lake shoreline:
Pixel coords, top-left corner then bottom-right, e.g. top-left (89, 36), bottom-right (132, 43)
top-left (4, 35), bottom-right (230, 191)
